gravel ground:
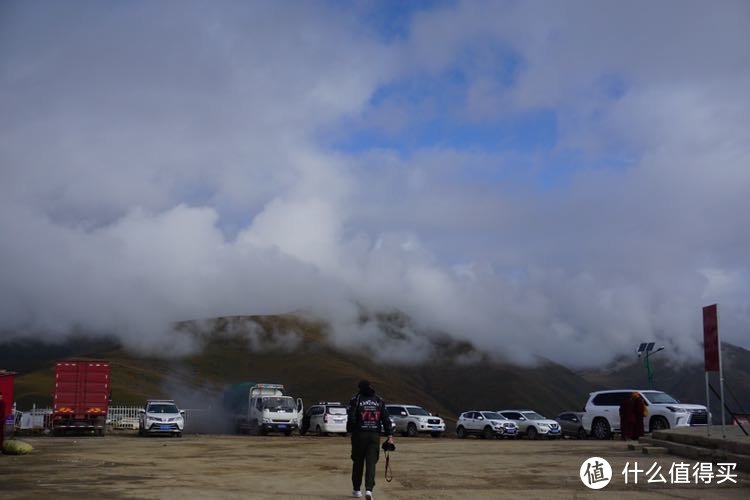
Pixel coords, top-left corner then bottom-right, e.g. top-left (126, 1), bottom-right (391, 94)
top-left (0, 433), bottom-right (748, 499)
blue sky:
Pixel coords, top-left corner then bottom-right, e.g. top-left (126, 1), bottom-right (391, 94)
top-left (1, 0), bottom-right (749, 366)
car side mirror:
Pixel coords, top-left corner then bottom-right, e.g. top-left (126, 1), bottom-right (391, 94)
top-left (519, 417), bottom-right (526, 421)
top-left (180, 410), bottom-right (185, 416)
top-left (571, 417), bottom-right (578, 422)
top-left (138, 409), bottom-right (145, 414)
top-left (477, 416), bottom-right (484, 420)
top-left (401, 411), bottom-right (407, 416)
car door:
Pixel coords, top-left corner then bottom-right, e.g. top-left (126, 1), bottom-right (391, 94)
top-left (461, 412), bottom-right (474, 432)
top-left (596, 392), bottom-right (631, 430)
top-left (558, 413), bottom-right (576, 436)
top-left (387, 406), bottom-right (407, 433)
top-left (309, 406), bottom-right (324, 432)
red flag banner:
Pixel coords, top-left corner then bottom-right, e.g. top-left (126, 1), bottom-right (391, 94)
top-left (703, 304), bottom-right (719, 372)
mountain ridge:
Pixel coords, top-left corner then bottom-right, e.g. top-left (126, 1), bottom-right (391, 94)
top-left (3, 314), bottom-right (748, 425)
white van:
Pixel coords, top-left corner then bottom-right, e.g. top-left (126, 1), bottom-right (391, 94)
top-left (300, 402), bottom-right (348, 435)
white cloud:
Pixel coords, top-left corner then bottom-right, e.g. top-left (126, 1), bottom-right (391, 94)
top-left (1, 0), bottom-right (748, 367)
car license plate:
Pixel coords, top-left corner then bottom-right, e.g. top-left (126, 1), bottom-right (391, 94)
top-left (277, 424), bottom-right (287, 429)
top-left (430, 426), bottom-right (441, 429)
top-left (550, 429), bottom-right (560, 433)
top-left (159, 425), bottom-right (171, 430)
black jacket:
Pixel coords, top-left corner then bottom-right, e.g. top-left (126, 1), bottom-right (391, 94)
top-left (347, 391), bottom-right (392, 435)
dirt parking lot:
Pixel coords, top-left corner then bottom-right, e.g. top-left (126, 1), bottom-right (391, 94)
top-left (1, 434), bottom-right (747, 499)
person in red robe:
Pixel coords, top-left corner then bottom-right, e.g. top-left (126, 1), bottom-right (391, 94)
top-left (631, 392), bottom-right (647, 439)
top-left (619, 394), bottom-right (634, 440)
top-left (0, 393), bottom-right (5, 449)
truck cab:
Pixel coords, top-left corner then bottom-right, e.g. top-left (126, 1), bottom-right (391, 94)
top-left (239, 383), bottom-right (303, 436)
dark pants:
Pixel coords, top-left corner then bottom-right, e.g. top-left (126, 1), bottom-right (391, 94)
top-left (351, 431), bottom-right (380, 491)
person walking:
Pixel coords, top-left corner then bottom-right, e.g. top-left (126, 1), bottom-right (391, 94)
top-left (347, 380), bottom-right (394, 499)
top-left (630, 392), bottom-right (647, 439)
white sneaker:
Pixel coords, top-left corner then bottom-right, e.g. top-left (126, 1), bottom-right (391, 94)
top-left (365, 491), bottom-right (373, 499)
top-left (352, 490), bottom-right (362, 498)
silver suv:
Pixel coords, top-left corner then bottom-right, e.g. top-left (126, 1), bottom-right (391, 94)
top-left (138, 399), bottom-right (184, 437)
top-left (581, 389), bottom-right (709, 439)
top-left (456, 411), bottom-right (519, 439)
top-left (386, 404), bottom-right (445, 437)
top-left (498, 410), bottom-right (562, 439)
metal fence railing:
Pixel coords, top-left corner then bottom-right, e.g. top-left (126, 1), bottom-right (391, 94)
top-left (12, 405), bottom-right (213, 433)
top-left (14, 406), bottom-right (53, 433)
top-left (107, 405), bottom-right (144, 430)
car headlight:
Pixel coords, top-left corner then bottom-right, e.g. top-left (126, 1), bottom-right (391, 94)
top-left (262, 417), bottom-right (272, 423)
top-left (666, 406), bottom-right (687, 413)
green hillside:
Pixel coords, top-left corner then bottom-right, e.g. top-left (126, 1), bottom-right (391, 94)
top-left (3, 314), bottom-right (595, 422)
top-left (11, 314), bottom-right (746, 426)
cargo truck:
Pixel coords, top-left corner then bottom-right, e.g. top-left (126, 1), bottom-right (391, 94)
top-left (224, 382), bottom-right (303, 436)
top-left (52, 360), bottom-right (111, 436)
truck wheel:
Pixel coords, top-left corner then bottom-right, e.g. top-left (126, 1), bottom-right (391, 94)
top-left (591, 418), bottom-right (611, 440)
top-left (253, 421), bottom-right (264, 436)
top-left (526, 427), bottom-right (538, 440)
top-left (406, 423), bottom-right (417, 437)
top-left (482, 426), bottom-right (494, 440)
top-left (456, 426), bottom-right (466, 438)
top-left (577, 427), bottom-right (587, 440)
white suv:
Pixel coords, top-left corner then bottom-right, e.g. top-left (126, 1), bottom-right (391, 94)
top-left (386, 404), bottom-right (445, 437)
top-left (498, 410), bottom-right (562, 439)
top-left (139, 400), bottom-right (185, 437)
top-left (456, 411), bottom-right (519, 439)
top-left (581, 389), bottom-right (709, 440)
top-left (300, 402), bottom-right (348, 435)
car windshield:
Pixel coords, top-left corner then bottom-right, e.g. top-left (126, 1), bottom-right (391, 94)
top-left (407, 407), bottom-right (430, 416)
top-left (482, 412), bottom-right (503, 420)
top-left (521, 411), bottom-right (546, 420)
top-left (642, 392), bottom-right (679, 404)
top-left (147, 403), bottom-right (179, 414)
top-left (328, 406), bottom-right (347, 414)
top-left (262, 397), bottom-right (295, 411)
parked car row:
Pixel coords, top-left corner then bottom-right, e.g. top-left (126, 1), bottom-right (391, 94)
top-left (134, 388), bottom-right (708, 441)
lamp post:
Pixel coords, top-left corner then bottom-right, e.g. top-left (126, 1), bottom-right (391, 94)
top-left (637, 343), bottom-right (665, 388)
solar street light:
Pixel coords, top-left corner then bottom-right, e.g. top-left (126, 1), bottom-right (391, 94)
top-left (636, 342), bottom-right (664, 387)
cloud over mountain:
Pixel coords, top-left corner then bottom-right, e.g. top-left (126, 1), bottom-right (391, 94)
top-left (1, 0), bottom-right (748, 367)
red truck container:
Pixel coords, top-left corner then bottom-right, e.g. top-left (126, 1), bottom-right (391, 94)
top-left (1, 371), bottom-right (17, 443)
top-left (52, 360), bottom-right (111, 436)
